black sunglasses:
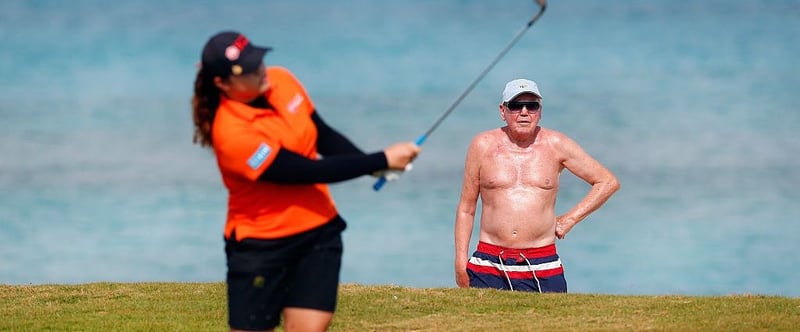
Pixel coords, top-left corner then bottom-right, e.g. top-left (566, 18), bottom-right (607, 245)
top-left (505, 101), bottom-right (541, 112)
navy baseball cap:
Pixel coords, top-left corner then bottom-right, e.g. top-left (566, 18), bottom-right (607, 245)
top-left (201, 31), bottom-right (271, 77)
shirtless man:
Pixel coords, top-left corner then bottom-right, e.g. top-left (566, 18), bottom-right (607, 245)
top-left (454, 79), bottom-right (619, 293)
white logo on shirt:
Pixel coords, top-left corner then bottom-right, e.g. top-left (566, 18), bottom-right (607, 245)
top-left (287, 94), bottom-right (304, 113)
top-left (247, 143), bottom-right (272, 170)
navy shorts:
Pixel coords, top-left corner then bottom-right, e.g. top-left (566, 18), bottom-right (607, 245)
top-left (225, 216), bottom-right (346, 330)
top-left (467, 241), bottom-right (567, 293)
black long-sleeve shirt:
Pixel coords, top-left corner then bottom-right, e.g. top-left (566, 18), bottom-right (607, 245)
top-left (258, 111), bottom-right (387, 184)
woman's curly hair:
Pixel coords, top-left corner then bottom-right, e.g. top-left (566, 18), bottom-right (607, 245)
top-left (191, 69), bottom-right (223, 148)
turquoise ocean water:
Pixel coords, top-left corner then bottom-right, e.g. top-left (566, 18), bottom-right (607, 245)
top-left (1, 0), bottom-right (798, 296)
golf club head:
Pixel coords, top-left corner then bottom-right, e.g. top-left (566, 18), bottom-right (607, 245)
top-left (536, 0), bottom-right (547, 7)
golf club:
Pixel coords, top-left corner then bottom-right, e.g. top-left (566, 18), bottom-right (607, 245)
top-left (374, 0), bottom-right (548, 191)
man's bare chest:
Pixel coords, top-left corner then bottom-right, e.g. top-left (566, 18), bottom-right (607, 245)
top-left (480, 149), bottom-right (560, 190)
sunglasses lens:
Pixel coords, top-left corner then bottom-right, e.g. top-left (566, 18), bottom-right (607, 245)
top-left (507, 101), bottom-right (540, 111)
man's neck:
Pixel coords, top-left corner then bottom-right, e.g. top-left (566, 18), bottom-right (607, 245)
top-left (503, 126), bottom-right (540, 148)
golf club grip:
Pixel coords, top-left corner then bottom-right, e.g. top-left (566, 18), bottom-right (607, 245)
top-left (372, 176), bottom-right (387, 191)
top-left (372, 134), bottom-right (426, 191)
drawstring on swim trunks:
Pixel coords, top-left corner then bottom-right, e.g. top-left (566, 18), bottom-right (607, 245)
top-left (519, 253), bottom-right (543, 293)
top-left (498, 250), bottom-right (544, 293)
top-left (498, 251), bottom-right (515, 291)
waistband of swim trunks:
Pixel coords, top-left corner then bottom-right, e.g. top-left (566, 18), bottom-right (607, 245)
top-left (477, 241), bottom-right (557, 258)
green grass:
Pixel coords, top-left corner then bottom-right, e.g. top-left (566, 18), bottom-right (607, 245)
top-left (1, 283), bottom-right (798, 331)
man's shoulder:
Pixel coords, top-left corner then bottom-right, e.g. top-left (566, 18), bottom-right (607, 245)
top-left (470, 128), bottom-right (502, 143)
top-left (538, 127), bottom-right (578, 147)
top-left (538, 126), bottom-right (568, 139)
top-left (465, 129), bottom-right (504, 154)
top-left (536, 126), bottom-right (558, 134)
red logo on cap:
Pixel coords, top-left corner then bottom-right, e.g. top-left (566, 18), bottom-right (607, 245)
top-left (225, 35), bottom-right (250, 61)
top-left (233, 35), bottom-right (249, 50)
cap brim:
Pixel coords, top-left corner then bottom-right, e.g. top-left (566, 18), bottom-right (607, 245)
top-left (238, 46), bottom-right (271, 74)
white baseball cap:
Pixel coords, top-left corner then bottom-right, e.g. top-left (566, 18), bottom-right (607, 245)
top-left (502, 78), bottom-right (542, 103)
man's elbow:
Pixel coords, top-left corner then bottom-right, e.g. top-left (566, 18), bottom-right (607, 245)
top-left (455, 211), bottom-right (476, 222)
top-left (606, 176), bottom-right (620, 194)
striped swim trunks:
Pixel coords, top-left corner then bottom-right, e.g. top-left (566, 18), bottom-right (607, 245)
top-left (467, 241), bottom-right (567, 293)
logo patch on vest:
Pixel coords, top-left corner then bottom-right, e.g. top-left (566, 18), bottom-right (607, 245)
top-left (247, 143), bottom-right (272, 170)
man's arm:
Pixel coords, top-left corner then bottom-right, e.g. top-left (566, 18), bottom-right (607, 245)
top-left (454, 135), bottom-right (485, 287)
top-left (554, 132), bottom-right (620, 239)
